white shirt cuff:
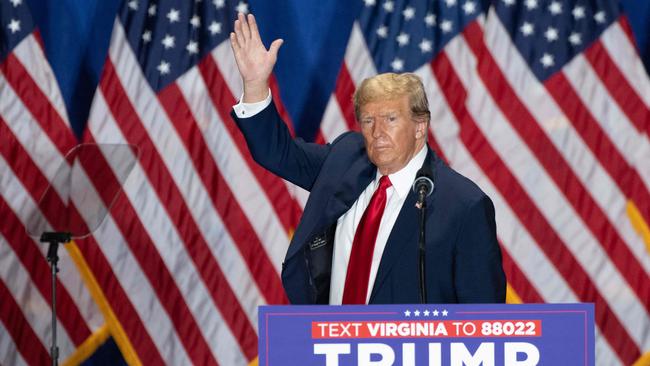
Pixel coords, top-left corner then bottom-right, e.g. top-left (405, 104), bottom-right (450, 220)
top-left (232, 90), bottom-right (272, 118)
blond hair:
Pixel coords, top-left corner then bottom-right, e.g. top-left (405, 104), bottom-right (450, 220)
top-left (353, 73), bottom-right (431, 123)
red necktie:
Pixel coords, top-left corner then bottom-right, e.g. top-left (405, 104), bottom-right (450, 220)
top-left (342, 175), bottom-right (392, 304)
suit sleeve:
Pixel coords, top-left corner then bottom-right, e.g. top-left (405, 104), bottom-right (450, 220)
top-left (231, 101), bottom-right (330, 191)
top-left (453, 195), bottom-right (506, 303)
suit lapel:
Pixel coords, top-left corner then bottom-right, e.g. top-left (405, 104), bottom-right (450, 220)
top-left (286, 152), bottom-right (376, 261)
top-left (369, 148), bottom-right (438, 302)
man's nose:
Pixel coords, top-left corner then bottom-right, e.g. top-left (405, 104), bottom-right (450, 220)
top-left (372, 120), bottom-right (386, 138)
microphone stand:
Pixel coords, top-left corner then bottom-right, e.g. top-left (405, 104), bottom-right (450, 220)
top-left (41, 231), bottom-right (71, 366)
top-left (416, 189), bottom-right (427, 304)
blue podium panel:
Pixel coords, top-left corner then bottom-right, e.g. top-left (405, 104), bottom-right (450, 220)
top-left (259, 303), bottom-right (594, 366)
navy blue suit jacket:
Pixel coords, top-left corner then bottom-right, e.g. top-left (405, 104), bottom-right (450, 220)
top-left (232, 102), bottom-right (506, 304)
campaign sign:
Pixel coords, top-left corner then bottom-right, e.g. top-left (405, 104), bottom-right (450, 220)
top-left (258, 303), bottom-right (594, 366)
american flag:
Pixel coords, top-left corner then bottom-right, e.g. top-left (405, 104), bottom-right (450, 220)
top-left (482, 1), bottom-right (650, 363)
top-left (2, 0), bottom-right (300, 364)
top-left (318, 0), bottom-right (650, 364)
top-left (0, 1), bottom-right (107, 365)
top-left (1, 0), bottom-right (650, 366)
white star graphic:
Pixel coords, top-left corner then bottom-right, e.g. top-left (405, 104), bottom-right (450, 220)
top-left (594, 11), bottom-right (606, 24)
top-left (540, 53), bottom-right (555, 68)
top-left (440, 19), bottom-right (453, 33)
top-left (213, 0), bottom-right (225, 8)
top-left (186, 40), bottom-right (199, 54)
top-left (7, 19), bottom-right (20, 34)
top-left (396, 32), bottom-right (409, 46)
top-left (419, 39), bottom-right (432, 53)
top-left (391, 58), bottom-right (404, 71)
top-left (462, 1), bottom-right (476, 15)
top-left (442, 309), bottom-right (449, 317)
top-left (403, 7), bottom-right (415, 20)
top-left (414, 310), bottom-right (421, 317)
top-left (148, 4), bottom-right (156, 16)
top-left (9, 0), bottom-right (22, 7)
top-left (425, 13), bottom-right (436, 27)
top-left (548, 1), bottom-right (562, 15)
top-left (404, 309), bottom-right (411, 317)
top-left (502, 0), bottom-right (515, 6)
top-left (432, 309), bottom-right (440, 316)
top-left (167, 9), bottom-right (180, 23)
top-left (376, 25), bottom-right (388, 38)
top-left (190, 15), bottom-right (201, 28)
top-left (157, 60), bottom-right (171, 75)
top-left (568, 32), bottom-right (582, 45)
top-left (383, 1), bottom-right (394, 13)
top-left (364, 0), bottom-right (376, 6)
top-left (524, 0), bottom-right (537, 10)
top-left (445, 0), bottom-right (457, 7)
top-left (544, 27), bottom-right (558, 42)
top-left (142, 30), bottom-right (152, 43)
top-left (209, 21), bottom-right (222, 35)
top-left (520, 22), bottom-right (534, 36)
top-left (423, 310), bottom-right (431, 316)
top-left (236, 1), bottom-right (249, 14)
top-left (128, 0), bottom-right (138, 10)
top-left (572, 6), bottom-right (585, 19)
top-left (162, 34), bottom-right (175, 49)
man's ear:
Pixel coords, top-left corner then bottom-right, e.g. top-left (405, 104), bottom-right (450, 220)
top-left (415, 118), bottom-right (427, 139)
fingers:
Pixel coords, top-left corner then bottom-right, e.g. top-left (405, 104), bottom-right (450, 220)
top-left (229, 32), bottom-right (240, 52)
top-left (269, 39), bottom-right (284, 59)
top-left (231, 12), bottom-right (280, 59)
top-left (234, 17), bottom-right (246, 47)
top-left (239, 12), bottom-right (252, 42)
top-left (247, 14), bottom-right (262, 43)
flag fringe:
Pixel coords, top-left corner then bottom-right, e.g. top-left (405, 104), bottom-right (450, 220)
top-left (65, 242), bottom-right (142, 365)
top-left (62, 324), bottom-right (110, 366)
top-left (626, 201), bottom-right (650, 254)
top-left (506, 283), bottom-right (523, 304)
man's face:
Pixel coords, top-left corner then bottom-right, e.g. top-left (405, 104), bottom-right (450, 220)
top-left (359, 95), bottom-right (427, 175)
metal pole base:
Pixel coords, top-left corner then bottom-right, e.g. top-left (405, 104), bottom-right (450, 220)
top-left (41, 232), bottom-right (71, 366)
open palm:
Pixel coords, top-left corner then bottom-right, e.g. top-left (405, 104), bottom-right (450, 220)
top-left (230, 13), bottom-right (283, 102)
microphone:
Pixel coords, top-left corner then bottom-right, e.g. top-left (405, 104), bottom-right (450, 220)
top-left (412, 166), bottom-right (434, 208)
top-left (412, 164), bottom-right (434, 304)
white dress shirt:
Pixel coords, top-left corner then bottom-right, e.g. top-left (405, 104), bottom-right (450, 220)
top-left (232, 90), bottom-right (272, 118)
top-left (234, 93), bottom-right (427, 304)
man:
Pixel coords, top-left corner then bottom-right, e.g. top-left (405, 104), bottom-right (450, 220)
top-left (230, 13), bottom-right (505, 304)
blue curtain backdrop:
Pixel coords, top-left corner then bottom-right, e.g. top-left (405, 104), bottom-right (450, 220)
top-left (26, 0), bottom-right (650, 140)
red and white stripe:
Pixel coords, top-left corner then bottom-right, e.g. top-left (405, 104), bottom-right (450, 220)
top-left (213, 41), bottom-right (311, 209)
top-left (0, 32), bottom-right (105, 364)
top-left (317, 13), bottom-right (650, 365)
top-left (455, 20), bottom-right (646, 360)
top-left (4, 4), bottom-right (649, 366)
top-left (0, 318), bottom-right (28, 366)
top-left (417, 67), bottom-right (623, 366)
top-left (319, 23), bottom-right (377, 144)
top-left (71, 16), bottom-right (306, 364)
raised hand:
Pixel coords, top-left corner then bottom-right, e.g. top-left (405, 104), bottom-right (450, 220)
top-left (230, 13), bottom-right (283, 103)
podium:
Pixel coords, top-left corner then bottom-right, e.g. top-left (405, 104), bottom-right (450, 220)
top-left (259, 303), bottom-right (594, 365)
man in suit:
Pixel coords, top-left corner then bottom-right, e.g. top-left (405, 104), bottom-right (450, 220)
top-left (229, 13), bottom-right (505, 304)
